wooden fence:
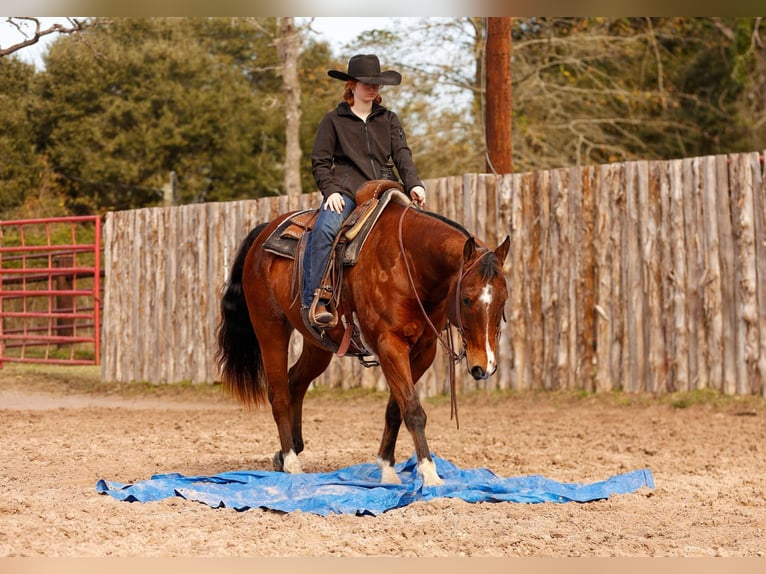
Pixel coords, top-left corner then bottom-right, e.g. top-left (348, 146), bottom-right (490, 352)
top-left (102, 151), bottom-right (766, 396)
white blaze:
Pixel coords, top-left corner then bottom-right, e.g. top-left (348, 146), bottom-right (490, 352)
top-left (480, 284), bottom-right (493, 305)
top-left (480, 285), bottom-right (496, 373)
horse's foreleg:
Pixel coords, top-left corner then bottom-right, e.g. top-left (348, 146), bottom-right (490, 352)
top-left (377, 337), bottom-right (443, 486)
top-left (376, 396), bottom-right (403, 484)
top-left (407, 340), bottom-right (442, 486)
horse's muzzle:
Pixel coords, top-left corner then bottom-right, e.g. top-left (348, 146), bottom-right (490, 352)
top-left (470, 365), bottom-right (493, 380)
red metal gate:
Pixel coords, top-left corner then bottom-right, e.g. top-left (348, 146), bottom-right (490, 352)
top-left (0, 216), bottom-right (102, 366)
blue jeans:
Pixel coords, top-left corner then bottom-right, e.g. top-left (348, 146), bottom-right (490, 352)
top-left (302, 196), bottom-right (357, 308)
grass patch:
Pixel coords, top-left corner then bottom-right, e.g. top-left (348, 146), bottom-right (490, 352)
top-left (306, 383), bottom-right (389, 403)
top-left (2, 363), bottom-right (763, 413)
top-left (666, 388), bottom-right (721, 409)
top-left (0, 363), bottom-right (226, 402)
top-left (661, 387), bottom-right (763, 413)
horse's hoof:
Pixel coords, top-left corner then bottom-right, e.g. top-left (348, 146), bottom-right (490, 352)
top-left (273, 450), bottom-right (302, 473)
top-left (272, 451), bottom-right (284, 471)
top-left (423, 474), bottom-right (444, 486)
top-left (377, 457), bottom-right (402, 484)
top-left (419, 458), bottom-right (444, 486)
top-left (282, 450), bottom-right (303, 474)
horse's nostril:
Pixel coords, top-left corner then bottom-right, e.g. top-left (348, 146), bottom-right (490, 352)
top-left (470, 365), bottom-right (487, 380)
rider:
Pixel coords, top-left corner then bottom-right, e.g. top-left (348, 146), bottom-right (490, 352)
top-left (302, 53), bottom-right (426, 326)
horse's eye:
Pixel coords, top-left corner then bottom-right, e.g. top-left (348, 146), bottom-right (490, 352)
top-left (462, 296), bottom-right (472, 307)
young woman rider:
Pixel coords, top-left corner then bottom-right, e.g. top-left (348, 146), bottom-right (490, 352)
top-left (302, 53), bottom-right (426, 326)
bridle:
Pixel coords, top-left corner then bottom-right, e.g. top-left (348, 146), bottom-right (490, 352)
top-left (397, 202), bottom-right (495, 429)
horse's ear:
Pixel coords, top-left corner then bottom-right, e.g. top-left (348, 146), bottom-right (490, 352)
top-left (494, 235), bottom-right (510, 263)
top-left (463, 237), bottom-right (478, 262)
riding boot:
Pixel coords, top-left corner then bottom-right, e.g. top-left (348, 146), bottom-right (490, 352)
top-left (308, 287), bottom-right (337, 328)
top-left (313, 301), bottom-right (334, 325)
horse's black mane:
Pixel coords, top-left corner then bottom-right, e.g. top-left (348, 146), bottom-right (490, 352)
top-left (477, 252), bottom-right (503, 280)
top-left (418, 209), bottom-right (502, 280)
top-left (418, 208), bottom-right (471, 238)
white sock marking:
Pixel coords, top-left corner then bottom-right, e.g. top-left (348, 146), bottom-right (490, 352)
top-left (418, 458), bottom-right (444, 486)
top-left (377, 457), bottom-right (402, 484)
top-left (282, 449), bottom-right (302, 474)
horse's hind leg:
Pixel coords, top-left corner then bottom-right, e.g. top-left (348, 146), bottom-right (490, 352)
top-left (286, 341), bottom-right (333, 456)
top-left (254, 322), bottom-right (305, 474)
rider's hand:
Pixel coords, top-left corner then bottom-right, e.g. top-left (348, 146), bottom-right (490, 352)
top-left (410, 185), bottom-right (426, 206)
top-left (324, 192), bottom-right (345, 214)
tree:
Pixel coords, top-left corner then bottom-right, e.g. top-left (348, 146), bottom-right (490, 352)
top-left (6, 17), bottom-right (766, 220)
top-left (32, 18), bottom-right (285, 212)
top-left (700, 18), bottom-right (766, 154)
top-left (276, 17), bottom-right (303, 197)
top-left (512, 17), bottom-right (680, 170)
top-left (0, 17), bottom-right (89, 58)
top-left (0, 58), bottom-right (41, 214)
top-left (510, 17), bottom-right (766, 171)
top-left (485, 17), bottom-right (512, 173)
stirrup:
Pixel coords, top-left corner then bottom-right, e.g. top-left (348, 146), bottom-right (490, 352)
top-left (309, 289), bottom-right (338, 328)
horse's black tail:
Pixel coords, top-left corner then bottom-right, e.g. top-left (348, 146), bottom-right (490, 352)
top-left (215, 222), bottom-right (271, 407)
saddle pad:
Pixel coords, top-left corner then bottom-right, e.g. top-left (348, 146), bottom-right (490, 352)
top-left (262, 209), bottom-right (314, 259)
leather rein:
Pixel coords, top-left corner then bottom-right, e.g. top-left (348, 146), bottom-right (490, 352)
top-left (397, 202), bottom-right (494, 430)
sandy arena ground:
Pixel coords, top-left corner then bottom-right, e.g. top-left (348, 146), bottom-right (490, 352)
top-left (0, 363), bottom-right (764, 557)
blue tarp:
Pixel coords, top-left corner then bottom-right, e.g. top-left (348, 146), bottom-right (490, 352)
top-left (96, 454), bottom-right (654, 516)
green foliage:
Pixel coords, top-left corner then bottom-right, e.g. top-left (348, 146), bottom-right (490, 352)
top-left (32, 18), bottom-right (289, 213)
top-left (0, 58), bottom-right (40, 214)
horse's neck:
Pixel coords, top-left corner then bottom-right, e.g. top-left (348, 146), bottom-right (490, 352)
top-left (403, 219), bottom-right (466, 299)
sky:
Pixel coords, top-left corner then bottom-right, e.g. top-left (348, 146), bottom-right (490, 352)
top-left (303, 17), bottom-right (398, 51)
top-left (1, 17), bottom-right (396, 69)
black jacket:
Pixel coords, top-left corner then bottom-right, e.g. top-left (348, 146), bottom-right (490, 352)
top-left (311, 101), bottom-right (424, 201)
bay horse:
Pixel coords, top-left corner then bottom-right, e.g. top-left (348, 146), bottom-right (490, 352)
top-left (216, 182), bottom-right (510, 486)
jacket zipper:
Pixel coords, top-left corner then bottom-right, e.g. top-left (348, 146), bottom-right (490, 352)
top-left (341, 104), bottom-right (384, 179)
top-left (363, 122), bottom-right (377, 177)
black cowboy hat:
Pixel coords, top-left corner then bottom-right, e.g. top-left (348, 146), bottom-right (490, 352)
top-left (327, 54), bottom-right (402, 85)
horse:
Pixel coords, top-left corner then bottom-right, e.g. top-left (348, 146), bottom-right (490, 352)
top-left (216, 181), bottom-right (510, 486)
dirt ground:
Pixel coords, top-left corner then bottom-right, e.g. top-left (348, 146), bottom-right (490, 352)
top-left (1, 363), bottom-right (765, 558)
